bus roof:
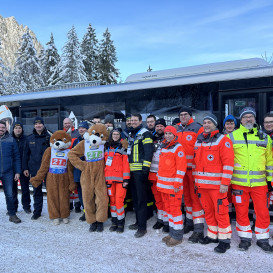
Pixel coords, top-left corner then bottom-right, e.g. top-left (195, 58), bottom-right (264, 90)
top-left (1, 58), bottom-right (273, 103)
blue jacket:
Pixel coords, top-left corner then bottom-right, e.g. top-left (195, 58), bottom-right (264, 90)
top-left (0, 132), bottom-right (21, 175)
top-left (23, 128), bottom-right (50, 176)
top-left (72, 135), bottom-right (85, 182)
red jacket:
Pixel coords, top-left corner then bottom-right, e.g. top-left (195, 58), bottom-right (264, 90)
top-left (104, 145), bottom-right (130, 184)
top-left (177, 118), bottom-right (203, 169)
top-left (193, 130), bottom-right (234, 190)
top-left (157, 138), bottom-right (187, 194)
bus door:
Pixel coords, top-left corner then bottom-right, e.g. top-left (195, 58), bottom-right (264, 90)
top-left (20, 106), bottom-right (60, 135)
top-left (219, 91), bottom-right (263, 129)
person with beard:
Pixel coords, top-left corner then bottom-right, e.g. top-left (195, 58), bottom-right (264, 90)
top-left (105, 128), bottom-right (130, 233)
top-left (193, 114), bottom-right (234, 253)
top-left (127, 114), bottom-right (153, 238)
top-left (228, 107), bottom-right (273, 253)
top-left (148, 118), bottom-right (167, 231)
top-left (157, 126), bottom-right (187, 247)
top-left (146, 114), bottom-right (156, 134)
top-left (12, 122), bottom-right (31, 214)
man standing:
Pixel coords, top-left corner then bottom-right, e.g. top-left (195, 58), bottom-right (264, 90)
top-left (176, 107), bottom-right (205, 242)
top-left (146, 114), bottom-right (156, 133)
top-left (128, 114), bottom-right (153, 237)
top-left (23, 117), bottom-right (50, 220)
top-left (228, 107), bottom-right (273, 252)
top-left (148, 118), bottom-right (167, 230)
top-left (0, 120), bottom-right (21, 223)
top-left (12, 122), bottom-right (31, 214)
top-left (63, 118), bottom-right (80, 139)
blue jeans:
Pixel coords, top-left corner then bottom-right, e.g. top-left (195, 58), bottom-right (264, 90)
top-left (1, 171), bottom-right (16, 216)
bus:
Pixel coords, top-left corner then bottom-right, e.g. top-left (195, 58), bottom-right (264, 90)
top-left (1, 57), bottom-right (273, 135)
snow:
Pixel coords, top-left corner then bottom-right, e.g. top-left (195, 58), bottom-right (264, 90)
top-left (1, 189), bottom-right (273, 273)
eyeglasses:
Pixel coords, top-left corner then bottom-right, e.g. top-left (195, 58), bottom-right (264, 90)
top-left (242, 115), bottom-right (254, 119)
top-left (264, 121), bottom-right (273, 124)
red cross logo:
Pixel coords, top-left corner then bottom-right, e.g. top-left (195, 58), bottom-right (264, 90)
top-left (207, 154), bottom-right (214, 161)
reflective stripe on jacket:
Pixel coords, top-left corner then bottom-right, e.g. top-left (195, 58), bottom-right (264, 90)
top-left (157, 141), bottom-right (187, 194)
top-left (193, 131), bottom-right (234, 189)
top-left (105, 146), bottom-right (130, 183)
top-left (227, 125), bottom-right (273, 187)
top-left (177, 118), bottom-right (203, 169)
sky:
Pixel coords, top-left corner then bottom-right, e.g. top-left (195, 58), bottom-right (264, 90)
top-left (1, 0), bottom-right (273, 82)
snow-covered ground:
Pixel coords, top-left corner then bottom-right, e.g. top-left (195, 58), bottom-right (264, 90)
top-left (0, 190), bottom-right (273, 273)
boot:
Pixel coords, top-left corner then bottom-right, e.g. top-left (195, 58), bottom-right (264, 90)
top-left (188, 232), bottom-right (204, 244)
top-left (96, 222), bottom-right (104, 232)
top-left (166, 237), bottom-right (182, 247)
top-left (238, 240), bottom-right (251, 251)
top-left (128, 223), bottom-right (138, 230)
top-left (199, 236), bottom-right (218, 245)
top-left (9, 215), bottom-right (21, 224)
top-left (89, 222), bottom-right (97, 232)
top-left (116, 219), bottom-right (125, 233)
top-left (109, 217), bottom-right (118, 232)
top-left (162, 235), bottom-right (171, 243)
top-left (134, 229), bottom-right (147, 238)
top-left (79, 213), bottom-right (86, 222)
top-left (153, 221), bottom-right (164, 230)
top-left (162, 224), bottom-right (169, 233)
top-left (74, 202), bottom-right (81, 213)
top-left (183, 224), bottom-right (194, 234)
top-left (257, 240), bottom-right (273, 253)
top-left (70, 202), bottom-right (73, 211)
top-left (214, 242), bottom-right (231, 253)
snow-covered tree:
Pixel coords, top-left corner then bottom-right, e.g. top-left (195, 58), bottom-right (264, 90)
top-left (97, 28), bottom-right (119, 85)
top-left (44, 33), bottom-right (60, 86)
top-left (38, 46), bottom-right (47, 84)
top-left (13, 31), bottom-right (44, 92)
top-left (0, 40), bottom-right (8, 95)
top-left (6, 70), bottom-right (27, 94)
top-left (57, 26), bottom-right (87, 84)
top-left (81, 24), bottom-right (99, 81)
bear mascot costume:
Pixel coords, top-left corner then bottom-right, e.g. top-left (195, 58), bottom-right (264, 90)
top-left (68, 123), bottom-right (109, 232)
top-left (30, 130), bottom-right (77, 225)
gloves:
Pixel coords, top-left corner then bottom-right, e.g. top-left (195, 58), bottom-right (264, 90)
top-left (267, 181), bottom-right (273, 192)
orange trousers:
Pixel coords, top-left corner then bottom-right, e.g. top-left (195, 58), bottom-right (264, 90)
top-left (232, 184), bottom-right (270, 241)
top-left (198, 188), bottom-right (231, 242)
top-left (107, 183), bottom-right (127, 220)
top-left (183, 170), bottom-right (205, 229)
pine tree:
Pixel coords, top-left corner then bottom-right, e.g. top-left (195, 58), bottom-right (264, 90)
top-left (57, 25), bottom-right (87, 84)
top-left (44, 33), bottom-right (60, 86)
top-left (81, 24), bottom-right (99, 81)
top-left (0, 39), bottom-right (8, 95)
top-left (97, 28), bottom-right (119, 85)
top-left (13, 31), bottom-right (45, 92)
top-left (38, 47), bottom-right (46, 84)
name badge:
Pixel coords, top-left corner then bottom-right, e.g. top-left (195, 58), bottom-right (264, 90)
top-left (106, 156), bottom-right (113, 166)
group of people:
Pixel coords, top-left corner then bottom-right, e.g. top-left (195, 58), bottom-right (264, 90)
top-left (1, 106), bottom-right (273, 254)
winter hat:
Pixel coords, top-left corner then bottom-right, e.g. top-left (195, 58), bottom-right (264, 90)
top-left (223, 115), bottom-right (237, 127)
top-left (126, 114), bottom-right (132, 120)
top-left (13, 121), bottom-right (23, 130)
top-left (78, 121), bottom-right (89, 130)
top-left (104, 114), bottom-right (114, 124)
top-left (155, 118), bottom-right (166, 127)
top-left (179, 106), bottom-right (192, 116)
top-left (34, 116), bottom-right (44, 125)
top-left (203, 113), bottom-right (218, 126)
top-left (164, 125), bottom-right (177, 136)
top-left (239, 107), bottom-right (256, 120)
top-left (172, 118), bottom-right (180, 125)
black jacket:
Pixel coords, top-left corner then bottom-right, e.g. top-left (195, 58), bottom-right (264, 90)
top-left (23, 128), bottom-right (50, 176)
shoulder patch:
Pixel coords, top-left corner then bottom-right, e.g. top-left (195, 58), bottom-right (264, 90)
top-left (178, 151), bottom-right (184, 157)
top-left (225, 142), bottom-right (231, 148)
top-left (186, 135), bottom-right (192, 141)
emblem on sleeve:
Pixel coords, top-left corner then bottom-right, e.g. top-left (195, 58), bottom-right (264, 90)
top-left (207, 154), bottom-right (214, 161)
top-left (186, 135), bottom-right (192, 141)
top-left (178, 151), bottom-right (184, 157)
top-left (225, 142), bottom-right (231, 148)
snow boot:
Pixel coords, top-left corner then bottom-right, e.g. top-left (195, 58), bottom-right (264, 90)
top-left (79, 213), bottom-right (86, 222)
top-left (183, 224), bottom-right (194, 234)
top-left (256, 240), bottom-right (273, 253)
top-left (9, 215), bottom-right (21, 224)
top-left (199, 236), bottom-right (218, 245)
top-left (116, 219), bottom-right (125, 233)
top-left (96, 222), bottom-right (104, 232)
top-left (134, 229), bottom-right (147, 238)
top-left (238, 240), bottom-right (251, 251)
top-left (162, 224), bottom-right (169, 233)
top-left (89, 222), bottom-right (97, 232)
top-left (128, 223), bottom-right (138, 230)
top-left (214, 242), bottom-right (230, 253)
top-left (153, 221), bottom-right (164, 230)
top-left (109, 217), bottom-right (118, 232)
top-left (162, 235), bottom-right (171, 243)
top-left (166, 237), bottom-right (182, 247)
top-left (188, 232), bottom-right (204, 244)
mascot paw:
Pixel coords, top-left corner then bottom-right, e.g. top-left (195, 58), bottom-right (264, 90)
top-left (121, 139), bottom-right (129, 149)
top-left (69, 183), bottom-right (78, 192)
top-left (30, 178), bottom-right (40, 188)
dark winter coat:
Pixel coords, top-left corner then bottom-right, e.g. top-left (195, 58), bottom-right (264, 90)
top-left (0, 132), bottom-right (21, 176)
top-left (23, 128), bottom-right (50, 176)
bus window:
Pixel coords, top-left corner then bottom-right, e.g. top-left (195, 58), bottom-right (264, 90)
top-left (41, 108), bottom-right (59, 134)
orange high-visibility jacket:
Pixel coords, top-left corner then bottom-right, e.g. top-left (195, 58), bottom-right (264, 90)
top-left (177, 118), bottom-right (203, 169)
top-left (157, 140), bottom-right (187, 194)
top-left (104, 146), bottom-right (130, 184)
top-left (193, 131), bottom-right (234, 190)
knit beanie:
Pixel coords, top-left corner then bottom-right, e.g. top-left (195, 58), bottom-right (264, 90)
top-left (203, 113), bottom-right (218, 126)
top-left (155, 118), bottom-right (166, 127)
top-left (239, 107), bottom-right (256, 120)
top-left (34, 116), bottom-right (44, 125)
top-left (164, 125), bottom-right (177, 136)
top-left (179, 106), bottom-right (192, 116)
